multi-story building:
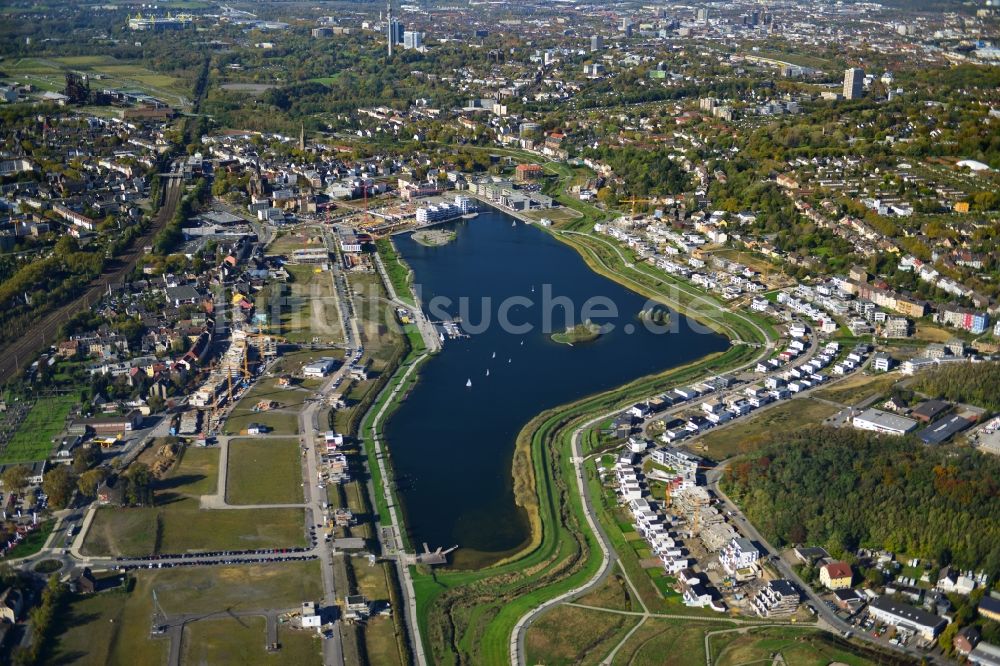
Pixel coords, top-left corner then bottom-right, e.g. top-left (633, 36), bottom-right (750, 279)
top-left (403, 30), bottom-right (422, 50)
top-left (820, 562), bottom-right (853, 590)
top-left (843, 68), bottom-right (864, 100)
top-left (720, 537), bottom-right (758, 575)
top-left (938, 305), bottom-right (990, 335)
top-left (751, 580), bottom-right (799, 617)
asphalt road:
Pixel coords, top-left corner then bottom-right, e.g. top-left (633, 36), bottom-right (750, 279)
top-left (0, 175), bottom-right (183, 382)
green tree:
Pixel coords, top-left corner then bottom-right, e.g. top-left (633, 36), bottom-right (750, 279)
top-left (77, 468), bottom-right (108, 498)
top-left (1, 465), bottom-right (31, 494)
top-left (42, 466), bottom-right (76, 509)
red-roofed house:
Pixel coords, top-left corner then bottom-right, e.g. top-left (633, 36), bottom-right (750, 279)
top-left (819, 562), bottom-right (853, 590)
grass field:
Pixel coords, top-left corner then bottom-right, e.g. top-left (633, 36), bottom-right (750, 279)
top-left (612, 618), bottom-right (719, 665)
top-left (521, 207), bottom-right (582, 224)
top-left (82, 502), bottom-right (306, 557)
top-left (275, 263), bottom-right (344, 345)
top-left (6, 519), bottom-right (56, 559)
top-left (181, 616), bottom-right (322, 665)
top-left (912, 323), bottom-right (957, 343)
top-left (375, 238), bottom-right (415, 307)
top-left (82, 454), bottom-right (304, 556)
top-left (814, 371), bottom-right (902, 407)
top-left (223, 409), bottom-right (300, 437)
top-left (525, 603), bottom-right (638, 665)
top-left (3, 56), bottom-right (191, 107)
top-left (48, 577), bottom-right (169, 666)
top-left (691, 397), bottom-right (839, 461)
top-left (0, 395), bottom-right (75, 463)
top-left (712, 627), bottom-right (878, 666)
top-left (167, 446), bottom-right (219, 497)
top-left (573, 564), bottom-right (636, 611)
top-left (223, 372), bottom-right (314, 437)
top-left (226, 438), bottom-right (304, 505)
top-left (50, 562), bottom-right (322, 666)
top-left (267, 227), bottom-right (325, 255)
top-left (353, 561), bottom-right (407, 666)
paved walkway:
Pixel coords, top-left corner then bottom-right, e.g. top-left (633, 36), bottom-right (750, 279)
top-left (367, 353), bottom-right (430, 666)
top-left (372, 250), bottom-right (441, 353)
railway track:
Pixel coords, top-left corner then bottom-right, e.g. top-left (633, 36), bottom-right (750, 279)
top-left (0, 176), bottom-right (183, 382)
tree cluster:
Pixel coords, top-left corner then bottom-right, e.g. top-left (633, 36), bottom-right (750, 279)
top-left (721, 426), bottom-right (1000, 575)
top-left (912, 362), bottom-right (1000, 412)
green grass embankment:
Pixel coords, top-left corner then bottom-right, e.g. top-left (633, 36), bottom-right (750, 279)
top-left (359, 147), bottom-right (775, 664)
top-left (375, 238), bottom-right (416, 307)
top-left (408, 343), bottom-right (759, 664)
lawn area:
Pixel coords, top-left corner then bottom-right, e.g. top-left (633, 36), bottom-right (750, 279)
top-left (222, 372), bottom-right (313, 437)
top-left (353, 560), bottom-right (407, 666)
top-left (712, 627), bottom-right (879, 666)
top-left (166, 446), bottom-right (219, 498)
top-left (268, 349), bottom-right (346, 376)
top-left (223, 409), bottom-right (300, 436)
top-left (0, 395), bottom-right (75, 463)
top-left (152, 560), bottom-right (324, 614)
top-left (521, 207), bottom-right (582, 224)
top-left (49, 562), bottom-right (323, 666)
top-left (375, 238), bottom-right (415, 306)
top-left (267, 226), bottom-right (326, 255)
top-left (525, 603), bottom-right (638, 666)
top-left (226, 438), bottom-right (304, 505)
top-left (47, 576), bottom-right (168, 666)
top-left (573, 564), bottom-right (636, 611)
top-left (614, 618), bottom-right (719, 666)
top-left (912, 323), bottom-right (956, 343)
top-left (814, 371), bottom-right (902, 407)
top-left (708, 248), bottom-right (785, 281)
top-left (352, 273), bottom-right (406, 373)
top-left (81, 458), bottom-right (303, 556)
top-left (81, 501), bottom-right (306, 556)
top-left (6, 519), bottom-right (56, 559)
top-left (181, 616), bottom-right (322, 665)
top-left (692, 397), bottom-right (839, 461)
top-left (6, 56), bottom-right (191, 107)
top-left (275, 263), bottom-right (343, 345)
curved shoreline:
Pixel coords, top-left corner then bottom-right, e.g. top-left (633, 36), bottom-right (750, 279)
top-left (361, 207), bottom-right (777, 662)
top-left (369, 214), bottom-right (771, 568)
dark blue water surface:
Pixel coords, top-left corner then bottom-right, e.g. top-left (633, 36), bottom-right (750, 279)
top-left (384, 208), bottom-right (729, 564)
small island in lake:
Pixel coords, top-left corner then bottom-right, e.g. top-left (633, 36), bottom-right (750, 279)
top-left (638, 307), bottom-right (671, 326)
top-left (413, 229), bottom-right (457, 246)
top-left (551, 320), bottom-right (603, 345)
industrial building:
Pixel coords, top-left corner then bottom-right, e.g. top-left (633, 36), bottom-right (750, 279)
top-left (852, 408), bottom-right (918, 435)
top-left (868, 597), bottom-right (947, 641)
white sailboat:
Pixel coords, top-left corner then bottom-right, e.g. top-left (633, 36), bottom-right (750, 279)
top-left (511, 220), bottom-right (515, 227)
top-left (466, 378), bottom-right (472, 388)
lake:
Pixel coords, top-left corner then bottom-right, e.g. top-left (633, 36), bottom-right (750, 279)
top-left (384, 208), bottom-right (729, 567)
